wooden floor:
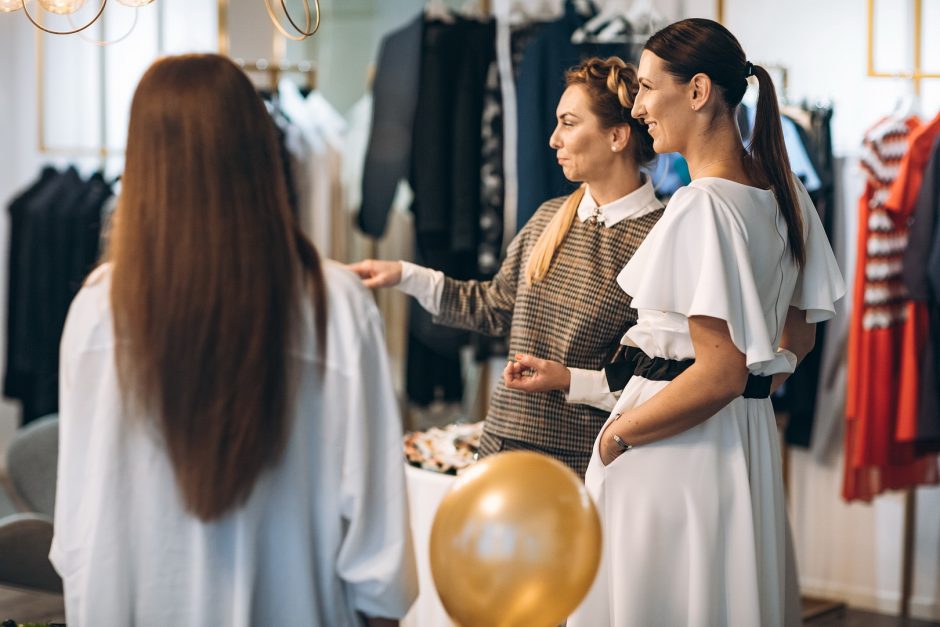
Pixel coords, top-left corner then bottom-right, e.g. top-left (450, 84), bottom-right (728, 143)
top-left (811, 609), bottom-right (940, 627)
top-left (1, 584), bottom-right (937, 627)
top-left (0, 584), bottom-right (64, 623)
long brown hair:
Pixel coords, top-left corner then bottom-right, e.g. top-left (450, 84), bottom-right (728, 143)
top-left (644, 18), bottom-right (806, 268)
top-left (108, 54), bottom-right (327, 521)
top-left (525, 57), bottom-right (654, 284)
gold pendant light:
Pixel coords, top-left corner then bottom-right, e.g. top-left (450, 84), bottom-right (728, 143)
top-left (23, 0), bottom-right (107, 35)
top-left (264, 0), bottom-right (320, 41)
top-left (6, 0), bottom-right (320, 42)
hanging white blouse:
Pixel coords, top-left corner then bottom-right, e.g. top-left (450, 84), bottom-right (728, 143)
top-left (52, 261), bottom-right (418, 627)
top-left (618, 176), bottom-right (845, 375)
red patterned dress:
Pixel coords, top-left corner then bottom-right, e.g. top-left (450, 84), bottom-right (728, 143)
top-left (845, 113), bottom-right (940, 501)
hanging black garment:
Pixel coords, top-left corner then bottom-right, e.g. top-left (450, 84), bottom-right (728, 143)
top-left (357, 15), bottom-right (423, 238)
top-left (514, 0), bottom-right (633, 231)
top-left (410, 16), bottom-right (495, 268)
top-left (775, 108), bottom-right (837, 448)
top-left (37, 170), bottom-right (111, 422)
top-left (4, 168), bottom-right (112, 424)
top-left (903, 135), bottom-right (940, 453)
top-left (404, 17), bottom-right (497, 404)
top-left (10, 168), bottom-right (85, 419)
top-left (450, 19), bottom-right (497, 256)
top-left (406, 302), bottom-right (466, 406)
top-left (4, 167), bottom-right (62, 409)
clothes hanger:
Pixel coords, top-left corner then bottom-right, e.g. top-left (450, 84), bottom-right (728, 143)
top-left (593, 14), bottom-right (630, 41)
top-left (623, 0), bottom-right (664, 42)
top-left (891, 90), bottom-right (921, 120)
top-left (571, 0), bottom-right (652, 44)
top-left (624, 0), bottom-right (657, 26)
top-left (461, 0), bottom-right (487, 18)
top-left (571, 0), bottom-right (616, 43)
top-left (572, 0), bottom-right (595, 15)
top-left (502, 0), bottom-right (560, 24)
top-left (425, 0), bottom-right (456, 23)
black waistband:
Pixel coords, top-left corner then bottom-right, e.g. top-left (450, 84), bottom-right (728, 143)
top-left (603, 347), bottom-right (772, 399)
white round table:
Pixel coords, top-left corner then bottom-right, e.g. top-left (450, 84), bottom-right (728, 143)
top-left (401, 463), bottom-right (458, 627)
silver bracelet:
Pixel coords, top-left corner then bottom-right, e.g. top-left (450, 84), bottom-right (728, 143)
top-left (612, 434), bottom-right (633, 452)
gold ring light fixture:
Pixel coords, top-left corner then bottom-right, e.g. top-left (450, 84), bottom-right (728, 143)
top-left (264, 0), bottom-right (320, 41)
top-left (2, 0), bottom-right (321, 42)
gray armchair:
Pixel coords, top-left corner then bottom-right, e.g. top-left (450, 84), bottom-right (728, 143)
top-left (0, 415), bottom-right (62, 593)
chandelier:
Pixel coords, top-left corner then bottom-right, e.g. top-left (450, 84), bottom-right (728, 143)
top-left (0, 0), bottom-right (320, 40)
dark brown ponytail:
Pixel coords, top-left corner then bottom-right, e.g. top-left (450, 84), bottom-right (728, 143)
top-left (747, 64), bottom-right (805, 268)
top-left (645, 18), bottom-right (805, 268)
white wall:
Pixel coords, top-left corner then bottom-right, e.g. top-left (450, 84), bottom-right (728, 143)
top-left (1, 0), bottom-right (939, 619)
top-left (0, 16), bottom-right (44, 466)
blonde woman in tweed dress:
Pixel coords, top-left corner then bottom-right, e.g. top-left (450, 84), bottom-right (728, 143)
top-left (349, 57), bottom-right (662, 478)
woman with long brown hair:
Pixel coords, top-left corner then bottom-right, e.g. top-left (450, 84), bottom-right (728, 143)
top-left (349, 57), bottom-right (662, 479)
top-left (514, 19), bottom-right (844, 626)
top-left (51, 54), bottom-right (417, 626)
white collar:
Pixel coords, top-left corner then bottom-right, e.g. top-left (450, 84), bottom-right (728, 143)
top-left (576, 176), bottom-right (663, 227)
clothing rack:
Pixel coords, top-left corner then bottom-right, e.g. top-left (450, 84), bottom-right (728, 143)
top-left (234, 58), bottom-right (318, 90)
top-left (866, 0), bottom-right (939, 618)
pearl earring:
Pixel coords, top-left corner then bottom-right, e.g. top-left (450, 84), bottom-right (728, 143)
top-left (611, 146), bottom-right (617, 152)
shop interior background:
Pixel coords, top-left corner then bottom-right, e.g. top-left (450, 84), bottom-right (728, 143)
top-left (0, 0), bottom-right (939, 621)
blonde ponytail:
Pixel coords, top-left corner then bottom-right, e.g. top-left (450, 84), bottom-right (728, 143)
top-left (524, 185), bottom-right (587, 284)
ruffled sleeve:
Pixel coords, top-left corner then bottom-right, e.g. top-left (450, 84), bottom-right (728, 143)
top-left (617, 185), bottom-right (778, 369)
top-left (790, 182), bottom-right (846, 323)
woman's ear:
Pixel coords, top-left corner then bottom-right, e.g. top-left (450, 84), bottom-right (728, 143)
top-left (610, 124), bottom-right (631, 153)
top-left (689, 73), bottom-right (713, 111)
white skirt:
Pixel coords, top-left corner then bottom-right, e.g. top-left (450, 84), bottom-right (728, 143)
top-left (568, 377), bottom-right (802, 627)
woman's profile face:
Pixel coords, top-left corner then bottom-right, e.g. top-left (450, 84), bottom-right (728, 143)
top-left (632, 50), bottom-right (692, 155)
top-left (549, 84), bottom-right (624, 184)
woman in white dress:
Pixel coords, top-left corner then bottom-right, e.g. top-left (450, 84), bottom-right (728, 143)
top-left (507, 19), bottom-right (845, 626)
top-left (52, 55), bottom-right (417, 626)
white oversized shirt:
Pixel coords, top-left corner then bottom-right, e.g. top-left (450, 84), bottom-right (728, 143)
top-left (52, 261), bottom-right (418, 627)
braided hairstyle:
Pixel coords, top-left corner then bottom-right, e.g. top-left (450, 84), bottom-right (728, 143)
top-left (526, 57), bottom-right (653, 284)
top-left (565, 56), bottom-right (656, 165)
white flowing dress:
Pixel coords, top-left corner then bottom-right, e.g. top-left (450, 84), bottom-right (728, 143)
top-left (568, 177), bottom-right (845, 627)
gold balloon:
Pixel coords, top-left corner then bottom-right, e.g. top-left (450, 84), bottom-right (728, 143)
top-left (429, 451), bottom-right (602, 627)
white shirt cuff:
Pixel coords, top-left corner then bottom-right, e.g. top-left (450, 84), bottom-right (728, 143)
top-left (565, 367), bottom-right (618, 412)
top-left (776, 347), bottom-right (799, 372)
top-left (398, 261), bottom-right (445, 316)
